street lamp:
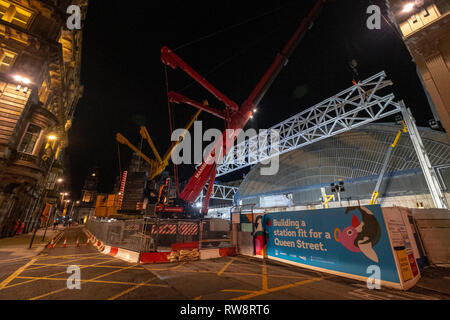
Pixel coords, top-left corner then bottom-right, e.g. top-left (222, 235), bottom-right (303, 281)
top-left (13, 74), bottom-right (31, 93)
top-left (402, 2), bottom-right (415, 13)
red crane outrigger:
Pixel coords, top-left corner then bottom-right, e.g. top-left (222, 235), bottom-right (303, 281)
top-left (160, 0), bottom-right (327, 217)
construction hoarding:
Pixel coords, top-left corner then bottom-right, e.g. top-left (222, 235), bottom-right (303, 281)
top-left (251, 205), bottom-right (421, 290)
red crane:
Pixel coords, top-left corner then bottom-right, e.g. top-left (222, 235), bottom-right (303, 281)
top-left (160, 0), bottom-right (327, 216)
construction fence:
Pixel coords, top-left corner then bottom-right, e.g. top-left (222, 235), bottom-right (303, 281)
top-left (86, 217), bottom-right (231, 252)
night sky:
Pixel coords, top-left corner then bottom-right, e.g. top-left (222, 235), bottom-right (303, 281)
top-left (66, 0), bottom-right (434, 199)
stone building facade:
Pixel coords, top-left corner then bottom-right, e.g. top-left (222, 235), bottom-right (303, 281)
top-left (387, 0), bottom-right (450, 140)
top-left (0, 0), bottom-right (87, 237)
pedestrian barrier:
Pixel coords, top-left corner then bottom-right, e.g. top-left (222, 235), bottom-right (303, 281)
top-left (86, 217), bottom-right (235, 264)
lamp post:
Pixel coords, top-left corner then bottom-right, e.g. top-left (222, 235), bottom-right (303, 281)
top-left (41, 177), bottom-right (64, 241)
top-left (29, 134), bottom-right (58, 249)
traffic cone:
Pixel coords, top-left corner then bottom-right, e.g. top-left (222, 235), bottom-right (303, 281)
top-left (62, 237), bottom-right (67, 248)
top-left (48, 238), bottom-right (54, 249)
top-left (76, 237), bottom-right (80, 247)
top-left (86, 238), bottom-right (90, 246)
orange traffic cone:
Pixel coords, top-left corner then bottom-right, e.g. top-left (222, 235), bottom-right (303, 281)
top-left (48, 238), bottom-right (54, 249)
top-left (62, 237), bottom-right (67, 248)
top-left (76, 237), bottom-right (80, 247)
top-left (86, 238), bottom-right (90, 246)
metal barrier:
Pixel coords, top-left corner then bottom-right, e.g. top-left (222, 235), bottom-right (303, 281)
top-left (86, 217), bottom-right (231, 252)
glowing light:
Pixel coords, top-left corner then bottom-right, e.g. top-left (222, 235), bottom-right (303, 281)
top-left (402, 2), bottom-right (415, 12)
top-left (195, 202), bottom-right (202, 208)
top-left (47, 135), bottom-right (57, 141)
top-left (13, 75), bottom-right (31, 84)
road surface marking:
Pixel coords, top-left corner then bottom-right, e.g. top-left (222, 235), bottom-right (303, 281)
top-left (0, 256), bottom-right (37, 265)
top-left (222, 289), bottom-right (257, 293)
top-left (3, 258), bottom-right (117, 290)
top-left (31, 263), bottom-right (144, 270)
top-left (16, 276), bottom-right (167, 288)
top-left (0, 257), bottom-right (38, 290)
top-left (171, 262), bottom-right (187, 270)
top-left (107, 277), bottom-right (158, 300)
top-left (231, 277), bottom-right (323, 300)
top-left (28, 263), bottom-right (139, 300)
top-left (217, 257), bottom-right (238, 276)
top-left (193, 296), bottom-right (202, 300)
top-left (26, 255), bottom-right (103, 271)
top-left (262, 260), bottom-right (268, 290)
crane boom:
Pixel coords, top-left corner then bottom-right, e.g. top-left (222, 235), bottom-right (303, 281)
top-left (161, 0), bottom-right (327, 212)
top-left (139, 126), bottom-right (163, 164)
top-left (116, 109), bottom-right (202, 181)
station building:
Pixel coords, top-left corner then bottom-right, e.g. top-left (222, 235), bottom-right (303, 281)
top-left (235, 123), bottom-right (450, 212)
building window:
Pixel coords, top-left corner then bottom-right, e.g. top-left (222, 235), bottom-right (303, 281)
top-left (0, 49), bottom-right (17, 72)
top-left (0, 1), bottom-right (33, 29)
top-left (18, 124), bottom-right (41, 154)
top-left (0, 0), bottom-right (11, 20)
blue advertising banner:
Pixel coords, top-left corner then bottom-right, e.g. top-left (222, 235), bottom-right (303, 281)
top-left (264, 205), bottom-right (400, 284)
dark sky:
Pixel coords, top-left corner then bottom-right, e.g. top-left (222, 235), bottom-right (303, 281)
top-left (66, 0), bottom-right (434, 199)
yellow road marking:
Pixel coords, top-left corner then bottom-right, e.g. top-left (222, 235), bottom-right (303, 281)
top-left (16, 276), bottom-right (167, 288)
top-left (161, 269), bottom-right (308, 280)
top-left (0, 257), bottom-right (38, 289)
top-left (217, 257), bottom-right (238, 276)
top-left (193, 296), bottom-right (202, 300)
top-left (2, 258), bottom-right (117, 290)
top-left (262, 260), bottom-right (268, 290)
top-left (26, 255), bottom-right (104, 271)
top-left (28, 263), bottom-right (139, 300)
top-left (107, 277), bottom-right (157, 300)
top-left (232, 277), bottom-right (323, 300)
top-left (0, 256), bottom-right (37, 265)
top-left (31, 263), bottom-right (144, 270)
top-left (170, 262), bottom-right (186, 270)
top-left (52, 232), bottom-right (65, 247)
top-left (222, 289), bottom-right (256, 293)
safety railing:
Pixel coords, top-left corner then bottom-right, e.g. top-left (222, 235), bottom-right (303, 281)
top-left (86, 217), bottom-right (231, 253)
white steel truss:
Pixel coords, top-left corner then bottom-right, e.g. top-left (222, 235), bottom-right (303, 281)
top-left (196, 183), bottom-right (239, 203)
top-left (216, 71), bottom-right (402, 176)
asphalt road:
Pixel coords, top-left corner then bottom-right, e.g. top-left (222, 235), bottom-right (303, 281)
top-left (0, 226), bottom-right (448, 300)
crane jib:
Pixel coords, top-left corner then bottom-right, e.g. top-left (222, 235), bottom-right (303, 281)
top-left (164, 0), bottom-right (327, 207)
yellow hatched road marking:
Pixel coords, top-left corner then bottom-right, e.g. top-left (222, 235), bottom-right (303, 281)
top-left (26, 255), bottom-right (106, 271)
top-left (0, 256), bottom-right (37, 265)
top-left (16, 276), bottom-right (167, 288)
top-left (107, 277), bottom-right (158, 300)
top-left (31, 263), bottom-right (144, 270)
top-left (262, 260), bottom-right (268, 290)
top-left (217, 257), bottom-right (238, 276)
top-left (231, 277), bottom-right (323, 300)
top-left (28, 263), bottom-right (139, 300)
top-left (0, 257), bottom-right (38, 289)
top-left (2, 258), bottom-right (118, 290)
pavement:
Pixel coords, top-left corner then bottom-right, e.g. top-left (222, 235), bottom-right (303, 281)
top-left (0, 225), bottom-right (448, 300)
top-left (0, 226), bottom-right (62, 262)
